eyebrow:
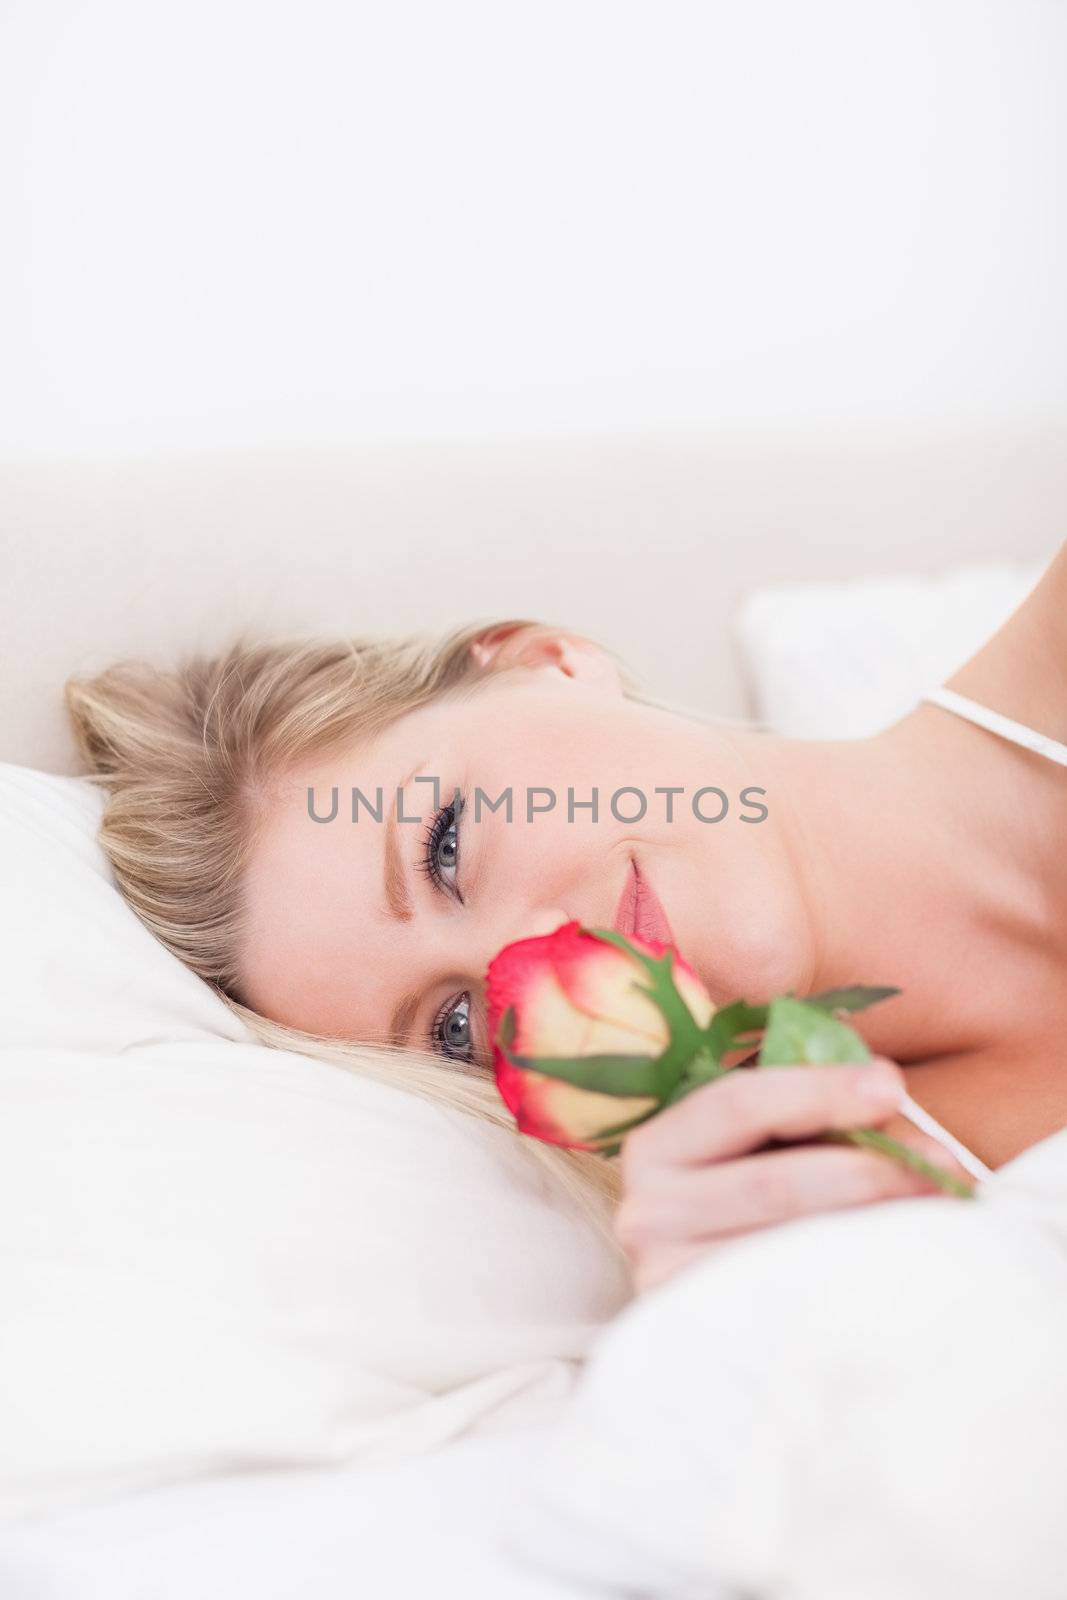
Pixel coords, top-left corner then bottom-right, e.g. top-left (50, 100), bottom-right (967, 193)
top-left (383, 799), bottom-right (415, 924)
top-left (386, 763), bottom-right (423, 1048)
top-left (389, 989), bottom-right (421, 1050)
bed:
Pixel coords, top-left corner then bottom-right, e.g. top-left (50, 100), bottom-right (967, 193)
top-left (1, 440), bottom-right (1062, 1598)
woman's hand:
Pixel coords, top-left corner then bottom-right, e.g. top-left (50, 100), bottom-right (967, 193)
top-left (614, 1058), bottom-right (971, 1294)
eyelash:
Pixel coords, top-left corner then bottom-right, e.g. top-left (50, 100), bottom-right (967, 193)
top-left (415, 791), bottom-right (465, 899)
top-left (416, 791), bottom-right (476, 1065)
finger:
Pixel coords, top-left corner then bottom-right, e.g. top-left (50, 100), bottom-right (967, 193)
top-left (877, 1112), bottom-right (976, 1186)
top-left (615, 1140), bottom-right (943, 1256)
top-left (621, 1059), bottom-right (905, 1172)
top-left (624, 1146), bottom-right (947, 1295)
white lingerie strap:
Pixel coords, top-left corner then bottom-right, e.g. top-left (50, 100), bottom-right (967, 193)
top-left (897, 1092), bottom-right (993, 1183)
top-left (921, 686), bottom-right (1067, 769)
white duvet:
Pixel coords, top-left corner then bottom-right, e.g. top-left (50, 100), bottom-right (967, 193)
top-left (10, 1130), bottom-right (1065, 1600)
top-left (503, 1121), bottom-right (1067, 1599)
top-left (0, 1429), bottom-right (591, 1600)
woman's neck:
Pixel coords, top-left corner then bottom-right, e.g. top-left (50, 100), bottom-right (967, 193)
top-left (756, 713), bottom-right (1060, 1031)
top-left (721, 544), bottom-right (1067, 1166)
top-left (725, 693), bottom-right (1067, 1166)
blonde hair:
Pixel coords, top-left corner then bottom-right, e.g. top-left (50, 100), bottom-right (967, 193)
top-left (65, 618), bottom-right (676, 1232)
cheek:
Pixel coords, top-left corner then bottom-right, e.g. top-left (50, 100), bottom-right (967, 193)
top-left (477, 797), bottom-right (634, 923)
top-left (655, 833), bottom-right (809, 1005)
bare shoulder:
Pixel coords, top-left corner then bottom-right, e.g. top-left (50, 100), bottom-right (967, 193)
top-left (903, 1032), bottom-right (1067, 1174)
top-left (1026, 541), bottom-right (1067, 645)
top-left (945, 540), bottom-right (1067, 741)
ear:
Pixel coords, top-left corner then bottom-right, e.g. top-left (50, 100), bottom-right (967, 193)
top-left (468, 623), bottom-right (624, 695)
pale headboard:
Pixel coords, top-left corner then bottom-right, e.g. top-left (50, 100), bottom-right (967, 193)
top-left (3, 429), bottom-right (1062, 774)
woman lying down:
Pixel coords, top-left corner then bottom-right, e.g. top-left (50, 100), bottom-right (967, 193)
top-left (65, 542), bottom-right (1067, 1598)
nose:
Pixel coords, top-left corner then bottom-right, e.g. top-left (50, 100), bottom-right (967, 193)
top-left (510, 907), bottom-right (572, 945)
top-left (477, 905), bottom-right (571, 980)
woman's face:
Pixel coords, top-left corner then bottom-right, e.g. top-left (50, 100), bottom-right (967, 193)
top-left (237, 631), bottom-right (810, 1069)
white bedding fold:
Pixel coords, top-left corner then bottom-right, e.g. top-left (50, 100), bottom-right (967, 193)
top-left (503, 1126), bottom-right (1067, 1599)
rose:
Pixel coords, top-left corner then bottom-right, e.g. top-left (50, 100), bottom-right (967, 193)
top-left (486, 922), bottom-right (974, 1197)
top-left (485, 918), bottom-right (715, 1151)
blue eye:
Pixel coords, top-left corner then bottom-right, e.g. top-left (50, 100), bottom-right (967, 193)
top-left (418, 791), bottom-right (473, 1064)
top-left (432, 992), bottom-right (473, 1063)
top-left (416, 793), bottom-right (463, 896)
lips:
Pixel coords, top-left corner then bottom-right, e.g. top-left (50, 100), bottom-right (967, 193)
top-left (612, 858), bottom-right (675, 946)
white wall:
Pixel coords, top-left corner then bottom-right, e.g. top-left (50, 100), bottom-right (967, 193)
top-left (1, 0), bottom-right (1064, 460)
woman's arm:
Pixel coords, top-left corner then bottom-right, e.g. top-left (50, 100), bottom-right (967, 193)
top-left (614, 1058), bottom-right (971, 1293)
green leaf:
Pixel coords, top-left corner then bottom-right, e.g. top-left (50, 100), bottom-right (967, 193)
top-left (758, 996), bottom-right (871, 1066)
top-left (500, 1047), bottom-right (664, 1097)
top-left (805, 985), bottom-right (901, 1015)
top-left (683, 1044), bottom-right (731, 1087)
top-left (585, 927), bottom-right (706, 1089)
top-left (827, 1127), bottom-right (976, 1199)
top-left (633, 1044), bottom-right (751, 1125)
top-left (497, 1000), bottom-right (672, 1098)
top-left (703, 999), bottom-right (768, 1062)
top-left (591, 1103), bottom-right (667, 1150)
top-left (582, 1099), bottom-right (671, 1158)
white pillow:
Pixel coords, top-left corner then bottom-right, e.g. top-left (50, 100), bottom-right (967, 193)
top-left (0, 764), bottom-right (630, 1521)
top-left (734, 559), bottom-right (1050, 739)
